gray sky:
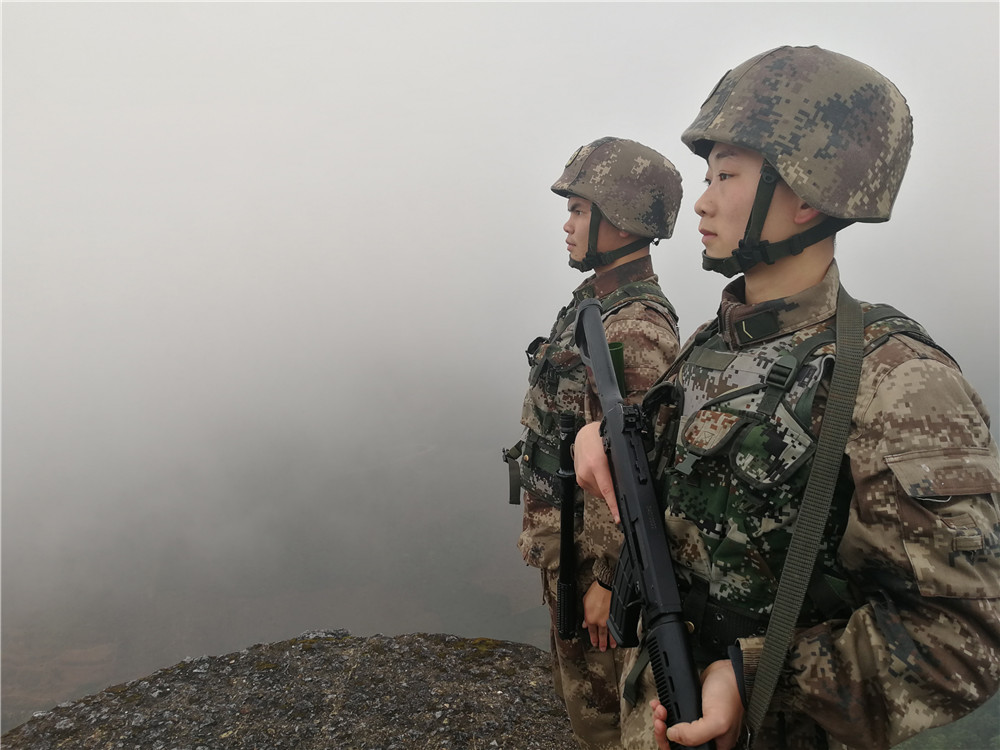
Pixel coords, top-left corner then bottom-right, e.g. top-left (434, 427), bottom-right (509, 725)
top-left (3, 0), bottom-right (999, 721)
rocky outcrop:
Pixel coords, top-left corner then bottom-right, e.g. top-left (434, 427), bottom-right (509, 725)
top-left (2, 630), bottom-right (577, 749)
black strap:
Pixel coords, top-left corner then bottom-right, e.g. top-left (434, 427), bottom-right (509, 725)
top-left (572, 205), bottom-right (651, 272)
top-left (702, 160), bottom-right (857, 278)
top-left (757, 353), bottom-right (800, 416)
top-left (596, 236), bottom-right (652, 268)
top-left (502, 442), bottom-right (524, 505)
top-left (623, 645), bottom-right (652, 707)
top-left (746, 285), bottom-right (864, 738)
top-left (702, 217), bottom-right (854, 278)
top-left (744, 162), bottom-right (781, 247)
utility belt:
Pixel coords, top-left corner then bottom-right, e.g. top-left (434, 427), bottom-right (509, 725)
top-left (682, 578), bottom-right (769, 664)
top-left (503, 430), bottom-right (582, 510)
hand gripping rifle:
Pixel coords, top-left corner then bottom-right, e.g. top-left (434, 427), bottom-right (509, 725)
top-left (575, 298), bottom-right (713, 750)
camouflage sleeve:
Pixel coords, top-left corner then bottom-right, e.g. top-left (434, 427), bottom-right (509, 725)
top-left (738, 337), bottom-right (1000, 747)
top-left (596, 300), bottom-right (680, 410)
top-left (580, 300), bottom-right (680, 587)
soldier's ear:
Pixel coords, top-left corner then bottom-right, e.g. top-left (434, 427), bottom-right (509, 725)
top-left (793, 202), bottom-right (823, 226)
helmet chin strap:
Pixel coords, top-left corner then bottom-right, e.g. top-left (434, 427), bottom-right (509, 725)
top-left (702, 162), bottom-right (854, 278)
top-left (569, 205), bottom-right (651, 272)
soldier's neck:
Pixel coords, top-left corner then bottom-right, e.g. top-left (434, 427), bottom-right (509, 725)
top-left (594, 248), bottom-right (650, 278)
top-left (742, 242), bottom-right (835, 305)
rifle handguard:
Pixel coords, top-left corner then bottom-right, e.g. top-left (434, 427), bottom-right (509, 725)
top-left (556, 580), bottom-right (577, 640)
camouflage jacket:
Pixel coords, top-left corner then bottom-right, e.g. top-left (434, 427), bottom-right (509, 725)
top-left (515, 255), bottom-right (679, 588)
top-left (647, 262), bottom-right (1000, 748)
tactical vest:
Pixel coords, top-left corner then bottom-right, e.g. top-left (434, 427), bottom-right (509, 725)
top-left (504, 280), bottom-right (676, 508)
top-left (648, 304), bottom-right (945, 662)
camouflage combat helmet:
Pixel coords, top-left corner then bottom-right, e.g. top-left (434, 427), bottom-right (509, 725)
top-left (681, 46), bottom-right (913, 277)
top-left (552, 137), bottom-right (683, 272)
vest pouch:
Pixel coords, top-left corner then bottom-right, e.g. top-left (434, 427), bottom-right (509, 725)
top-left (543, 344), bottom-right (583, 381)
top-left (728, 402), bottom-right (816, 494)
top-left (528, 339), bottom-right (583, 395)
top-left (680, 408), bottom-right (749, 458)
top-left (647, 381), bottom-right (682, 484)
top-left (525, 336), bottom-right (547, 386)
top-left (668, 409), bottom-right (751, 520)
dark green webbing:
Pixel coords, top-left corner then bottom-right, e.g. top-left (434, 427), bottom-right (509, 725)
top-left (745, 285), bottom-right (864, 740)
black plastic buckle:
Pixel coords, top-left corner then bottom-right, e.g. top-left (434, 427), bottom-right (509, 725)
top-left (524, 335), bottom-right (545, 365)
top-left (735, 239), bottom-right (771, 271)
top-left (765, 353), bottom-right (798, 390)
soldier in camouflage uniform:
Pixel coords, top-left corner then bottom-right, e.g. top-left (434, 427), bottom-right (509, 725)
top-left (573, 47), bottom-right (1000, 750)
top-left (506, 137), bottom-right (683, 749)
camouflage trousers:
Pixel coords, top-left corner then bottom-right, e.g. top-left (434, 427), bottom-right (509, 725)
top-left (617, 646), bottom-right (657, 750)
top-left (619, 647), bottom-right (838, 750)
top-left (543, 569), bottom-right (629, 750)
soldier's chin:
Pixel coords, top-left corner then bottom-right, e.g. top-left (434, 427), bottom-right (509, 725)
top-left (700, 239), bottom-right (728, 258)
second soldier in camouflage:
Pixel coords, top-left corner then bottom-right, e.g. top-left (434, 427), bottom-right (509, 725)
top-left (506, 137), bottom-right (683, 749)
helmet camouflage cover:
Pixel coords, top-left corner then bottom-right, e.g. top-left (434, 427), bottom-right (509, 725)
top-left (551, 137), bottom-right (683, 239)
top-left (681, 46), bottom-right (913, 222)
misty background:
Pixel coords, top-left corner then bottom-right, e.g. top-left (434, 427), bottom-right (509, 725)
top-left (3, 1), bottom-right (998, 740)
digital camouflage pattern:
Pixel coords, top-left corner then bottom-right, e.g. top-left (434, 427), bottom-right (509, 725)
top-left (517, 256), bottom-right (679, 578)
top-left (551, 137), bottom-right (683, 240)
top-left (662, 302), bottom-right (849, 631)
top-left (624, 263), bottom-right (1000, 749)
top-left (544, 569), bottom-right (629, 750)
top-left (513, 256), bottom-right (679, 750)
top-left (681, 46), bottom-right (913, 222)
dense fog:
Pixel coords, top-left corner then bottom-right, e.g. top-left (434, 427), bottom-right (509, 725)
top-left (4, 2), bottom-right (997, 733)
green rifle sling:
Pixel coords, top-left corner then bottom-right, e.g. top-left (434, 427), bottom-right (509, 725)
top-left (745, 285), bottom-right (864, 741)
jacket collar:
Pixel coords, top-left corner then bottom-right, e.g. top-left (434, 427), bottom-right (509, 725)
top-left (716, 261), bottom-right (840, 348)
top-left (573, 255), bottom-right (656, 303)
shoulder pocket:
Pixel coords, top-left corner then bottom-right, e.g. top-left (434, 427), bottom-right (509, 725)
top-left (885, 446), bottom-right (1000, 499)
top-left (886, 446), bottom-right (1000, 598)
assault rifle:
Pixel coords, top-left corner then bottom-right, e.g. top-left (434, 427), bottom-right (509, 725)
top-left (575, 298), bottom-right (712, 750)
top-left (556, 412), bottom-right (579, 640)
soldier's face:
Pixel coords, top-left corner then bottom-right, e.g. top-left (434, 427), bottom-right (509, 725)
top-left (695, 143), bottom-right (804, 258)
top-left (564, 197), bottom-right (593, 263)
top-left (563, 197), bottom-right (629, 261)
